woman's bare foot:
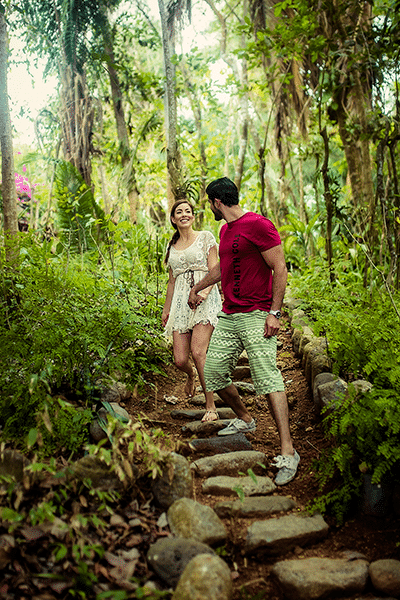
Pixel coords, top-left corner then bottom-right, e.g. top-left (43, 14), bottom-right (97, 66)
top-left (201, 409), bottom-right (219, 422)
top-left (184, 375), bottom-right (196, 398)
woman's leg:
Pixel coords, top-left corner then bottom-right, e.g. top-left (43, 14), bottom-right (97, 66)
top-left (190, 323), bottom-right (217, 417)
top-left (172, 331), bottom-right (196, 397)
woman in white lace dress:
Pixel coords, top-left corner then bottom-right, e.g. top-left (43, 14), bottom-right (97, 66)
top-left (162, 199), bottom-right (222, 421)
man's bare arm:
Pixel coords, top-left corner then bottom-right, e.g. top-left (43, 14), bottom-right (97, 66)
top-left (261, 244), bottom-right (288, 337)
top-left (188, 262), bottom-right (221, 308)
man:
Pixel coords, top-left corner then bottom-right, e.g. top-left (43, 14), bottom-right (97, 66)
top-left (188, 177), bottom-right (299, 485)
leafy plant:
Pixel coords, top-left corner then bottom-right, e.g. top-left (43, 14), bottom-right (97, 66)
top-left (54, 160), bottom-right (106, 252)
top-left (291, 260), bottom-right (400, 523)
top-left (0, 231), bottom-right (168, 454)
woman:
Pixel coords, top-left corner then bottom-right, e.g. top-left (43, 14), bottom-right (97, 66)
top-left (162, 199), bottom-right (222, 422)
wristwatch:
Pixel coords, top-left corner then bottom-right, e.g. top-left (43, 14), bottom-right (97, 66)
top-left (269, 310), bottom-right (281, 319)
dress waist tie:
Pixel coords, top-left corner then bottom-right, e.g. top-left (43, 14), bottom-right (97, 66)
top-left (180, 267), bottom-right (208, 288)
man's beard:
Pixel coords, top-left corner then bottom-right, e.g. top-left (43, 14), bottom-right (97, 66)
top-left (212, 208), bottom-right (223, 221)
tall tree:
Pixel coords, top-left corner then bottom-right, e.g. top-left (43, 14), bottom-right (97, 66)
top-left (17, 0), bottom-right (122, 190)
top-left (246, 0), bottom-right (395, 274)
top-left (100, 6), bottom-right (140, 222)
top-left (0, 3), bottom-right (18, 262)
top-left (157, 0), bottom-right (187, 205)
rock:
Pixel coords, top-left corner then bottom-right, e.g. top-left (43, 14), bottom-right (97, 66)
top-left (245, 513), bottom-right (329, 555)
top-left (299, 329), bottom-right (318, 357)
top-left (0, 448), bottom-right (30, 482)
top-left (182, 419), bottom-right (232, 435)
top-left (292, 308), bottom-right (306, 320)
top-left (291, 327), bottom-right (304, 356)
top-left (71, 455), bottom-right (126, 490)
top-left (292, 325), bottom-right (314, 357)
top-left (191, 450), bottom-right (267, 478)
top-left (284, 291), bottom-right (303, 312)
top-left (167, 497), bottom-right (227, 545)
top-left (188, 433), bottom-right (253, 455)
top-left (202, 474), bottom-right (276, 497)
top-left (369, 559), bottom-right (400, 596)
top-left (317, 377), bottom-right (348, 414)
top-left (302, 337), bottom-right (326, 368)
top-left (350, 379), bottom-right (373, 395)
top-left (90, 401), bottom-right (130, 442)
top-left (302, 338), bottom-right (328, 384)
top-left (310, 354), bottom-right (332, 387)
top-left (90, 418), bottom-right (108, 442)
top-left (187, 393), bottom-right (207, 406)
top-left (147, 537), bottom-right (215, 587)
top-left (170, 408), bottom-right (236, 420)
top-left (313, 373), bottom-right (337, 411)
top-left (151, 452), bottom-right (193, 509)
top-left (189, 394), bottom-right (228, 407)
top-left (97, 380), bottom-right (131, 403)
top-left (233, 365), bottom-right (251, 380)
top-left (214, 495), bottom-right (297, 518)
top-left (172, 553), bottom-right (233, 600)
top-left (234, 381), bottom-right (255, 395)
top-left (271, 557), bottom-right (369, 600)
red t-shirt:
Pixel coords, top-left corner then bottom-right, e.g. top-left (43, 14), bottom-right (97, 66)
top-left (219, 212), bottom-right (281, 314)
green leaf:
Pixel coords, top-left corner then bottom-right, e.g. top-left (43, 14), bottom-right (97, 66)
top-left (27, 428), bottom-right (38, 448)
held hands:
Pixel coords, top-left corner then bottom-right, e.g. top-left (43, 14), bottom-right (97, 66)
top-left (264, 313), bottom-right (281, 338)
top-left (188, 287), bottom-right (204, 309)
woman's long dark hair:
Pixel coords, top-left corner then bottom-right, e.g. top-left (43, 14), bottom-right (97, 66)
top-left (165, 199), bottom-right (195, 264)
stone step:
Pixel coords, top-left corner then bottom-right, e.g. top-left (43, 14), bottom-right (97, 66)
top-left (181, 419), bottom-right (232, 436)
top-left (271, 556), bottom-right (369, 600)
top-left (214, 495), bottom-right (297, 518)
top-left (170, 407), bottom-right (236, 420)
top-left (202, 474), bottom-right (276, 496)
top-left (187, 432), bottom-right (253, 454)
top-left (244, 512), bottom-right (329, 556)
top-left (190, 450), bottom-right (267, 478)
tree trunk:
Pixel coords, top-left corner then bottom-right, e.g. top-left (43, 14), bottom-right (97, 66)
top-left (157, 0), bottom-right (184, 207)
top-left (320, 127), bottom-right (334, 282)
top-left (205, 0), bottom-right (250, 192)
top-left (105, 40), bottom-right (140, 223)
top-left (180, 58), bottom-right (208, 224)
top-left (0, 6), bottom-right (18, 263)
top-left (59, 65), bottom-right (94, 188)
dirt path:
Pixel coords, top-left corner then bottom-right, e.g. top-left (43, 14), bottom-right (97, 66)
top-left (128, 319), bottom-right (400, 599)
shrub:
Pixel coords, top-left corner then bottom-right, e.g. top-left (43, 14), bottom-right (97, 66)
top-left (0, 230), bottom-right (168, 454)
top-left (290, 259), bottom-right (400, 522)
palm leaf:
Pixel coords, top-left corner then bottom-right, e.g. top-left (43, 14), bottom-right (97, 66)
top-left (54, 160), bottom-right (105, 251)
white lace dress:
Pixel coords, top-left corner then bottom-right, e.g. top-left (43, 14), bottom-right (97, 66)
top-left (164, 230), bottom-right (222, 337)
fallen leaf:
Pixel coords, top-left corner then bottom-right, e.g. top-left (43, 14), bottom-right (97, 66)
top-left (20, 526), bottom-right (46, 541)
top-left (0, 547), bottom-right (12, 569)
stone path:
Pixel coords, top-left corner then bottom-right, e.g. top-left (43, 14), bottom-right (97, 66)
top-left (147, 357), bottom-right (400, 600)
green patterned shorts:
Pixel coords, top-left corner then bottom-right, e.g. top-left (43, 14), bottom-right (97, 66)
top-left (204, 310), bottom-right (284, 395)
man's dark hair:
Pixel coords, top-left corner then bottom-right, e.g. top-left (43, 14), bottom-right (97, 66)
top-left (206, 177), bottom-right (239, 206)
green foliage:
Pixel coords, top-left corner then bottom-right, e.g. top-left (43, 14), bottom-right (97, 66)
top-left (55, 160), bottom-right (106, 252)
top-left (36, 397), bottom-right (93, 457)
top-left (0, 229), bottom-right (168, 454)
top-left (291, 259), bottom-right (400, 386)
top-left (291, 259), bottom-right (400, 523)
top-left (0, 419), bottom-right (176, 598)
top-left (309, 384), bottom-right (400, 523)
top-left (279, 212), bottom-right (323, 268)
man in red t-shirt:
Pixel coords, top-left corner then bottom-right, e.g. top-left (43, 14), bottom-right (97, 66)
top-left (188, 177), bottom-right (299, 485)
